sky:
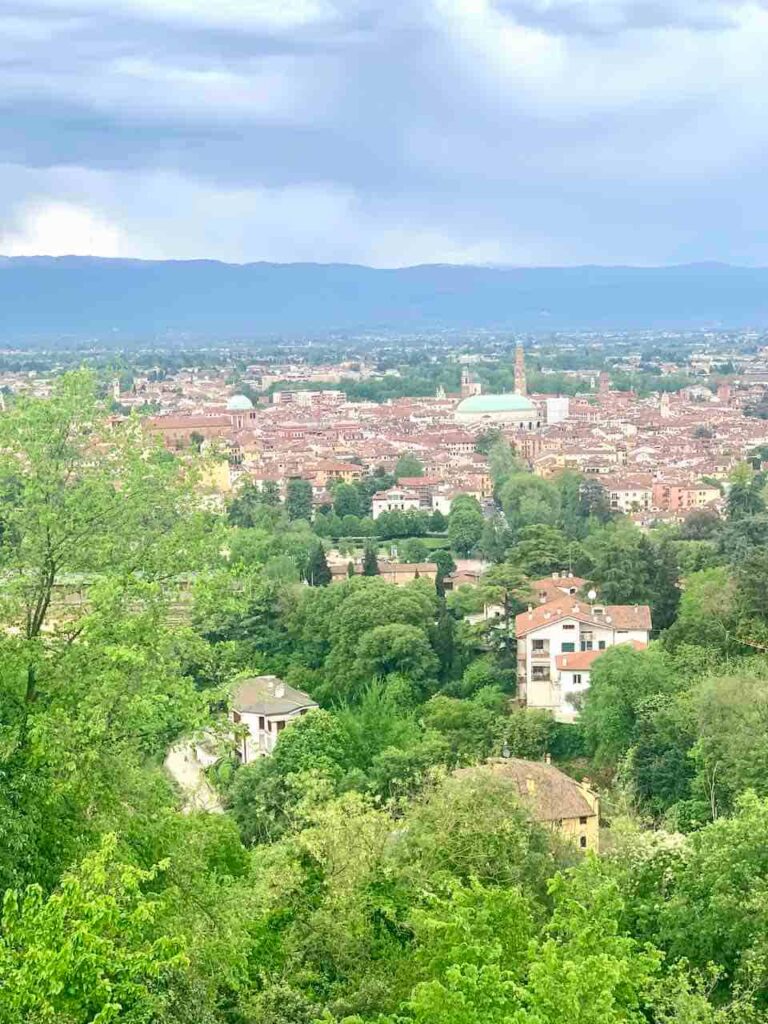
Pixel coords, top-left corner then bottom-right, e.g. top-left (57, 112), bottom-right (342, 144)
top-left (0, 0), bottom-right (767, 267)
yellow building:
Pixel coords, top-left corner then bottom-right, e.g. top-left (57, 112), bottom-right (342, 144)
top-left (455, 756), bottom-right (600, 852)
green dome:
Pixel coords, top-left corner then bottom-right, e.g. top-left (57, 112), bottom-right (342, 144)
top-left (227, 394), bottom-right (254, 412)
top-left (456, 393), bottom-right (536, 414)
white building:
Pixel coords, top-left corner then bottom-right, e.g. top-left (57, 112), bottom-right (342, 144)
top-left (371, 487), bottom-right (422, 519)
top-left (230, 675), bottom-right (318, 762)
top-left (602, 477), bottom-right (653, 515)
top-left (544, 396), bottom-right (570, 424)
top-left (515, 598), bottom-right (651, 722)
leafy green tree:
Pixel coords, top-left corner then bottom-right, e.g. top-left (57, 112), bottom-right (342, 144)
top-left (579, 477), bottom-right (613, 523)
top-left (581, 646), bottom-right (678, 768)
top-left (430, 509), bottom-right (448, 532)
top-left (726, 463), bottom-right (765, 521)
top-left (694, 671), bottom-right (768, 815)
top-left (500, 473), bottom-right (561, 536)
top-left (355, 623), bottom-right (439, 691)
top-left (400, 538), bottom-right (429, 563)
top-left (581, 523), bottom-right (654, 604)
top-left (0, 834), bottom-right (189, 1024)
top-left (474, 427), bottom-right (503, 455)
top-left (362, 543), bottom-right (380, 576)
top-left (487, 439), bottom-right (521, 489)
top-left (306, 543), bottom-right (332, 586)
top-left (680, 509), bottom-right (721, 540)
top-left (333, 482), bottom-right (362, 518)
top-left (395, 453), bottom-right (424, 478)
top-left (478, 511), bottom-right (512, 563)
top-left (510, 523), bottom-right (573, 577)
top-left (286, 477), bottom-right (313, 522)
top-left (661, 567), bottom-right (739, 655)
top-left (448, 495), bottom-right (484, 555)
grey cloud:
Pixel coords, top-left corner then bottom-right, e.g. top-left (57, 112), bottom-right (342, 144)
top-left (0, 0), bottom-right (768, 265)
top-left (490, 0), bottom-right (748, 34)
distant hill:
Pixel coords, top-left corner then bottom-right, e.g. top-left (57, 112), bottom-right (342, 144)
top-left (2, 257), bottom-right (768, 341)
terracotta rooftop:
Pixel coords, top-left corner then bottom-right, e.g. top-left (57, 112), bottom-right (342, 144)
top-left (555, 640), bottom-right (646, 672)
top-left (516, 596), bottom-right (652, 637)
top-left (454, 758), bottom-right (597, 822)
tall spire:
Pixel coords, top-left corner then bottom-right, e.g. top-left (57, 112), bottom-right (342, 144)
top-left (514, 343), bottom-right (527, 396)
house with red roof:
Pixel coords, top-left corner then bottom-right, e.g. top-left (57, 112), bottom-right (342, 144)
top-left (515, 597), bottom-right (651, 722)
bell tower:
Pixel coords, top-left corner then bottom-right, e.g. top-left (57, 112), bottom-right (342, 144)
top-left (514, 343), bottom-right (527, 396)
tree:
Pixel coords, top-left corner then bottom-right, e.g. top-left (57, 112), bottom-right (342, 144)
top-left (581, 523), bottom-right (653, 605)
top-left (355, 623), bottom-right (439, 690)
top-left (189, 429), bottom-right (205, 451)
top-left (474, 427), bottom-right (503, 455)
top-left (581, 646), bottom-right (677, 768)
top-left (395, 453), bottom-right (424, 479)
top-left (649, 537), bottom-right (681, 630)
top-left (510, 523), bottom-right (573, 577)
top-left (362, 544), bottom-right (380, 576)
top-left (680, 509), bottom-right (721, 541)
top-left (694, 672), bottom-right (768, 814)
top-left (500, 473), bottom-right (561, 536)
top-left (448, 495), bottom-right (484, 555)
top-left (578, 477), bottom-right (613, 524)
top-left (478, 511), bottom-right (512, 563)
top-left (488, 439), bottom-right (521, 489)
top-left (0, 834), bottom-right (189, 1024)
top-left (286, 477), bottom-right (313, 522)
top-left (333, 482), bottom-right (362, 518)
top-left (400, 538), bottom-right (429, 563)
top-left (261, 479), bottom-right (282, 507)
top-left (306, 543), bottom-right (332, 586)
top-left (430, 509), bottom-right (448, 532)
top-left (726, 463), bottom-right (765, 521)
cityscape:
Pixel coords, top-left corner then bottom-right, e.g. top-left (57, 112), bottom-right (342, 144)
top-left (4, 0), bottom-right (768, 1021)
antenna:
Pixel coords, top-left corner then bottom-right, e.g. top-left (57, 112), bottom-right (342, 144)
top-left (588, 588), bottom-right (597, 614)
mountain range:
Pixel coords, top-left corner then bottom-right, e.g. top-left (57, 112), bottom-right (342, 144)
top-left (2, 257), bottom-right (768, 341)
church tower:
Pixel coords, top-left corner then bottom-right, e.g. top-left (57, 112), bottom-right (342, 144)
top-left (514, 343), bottom-right (527, 396)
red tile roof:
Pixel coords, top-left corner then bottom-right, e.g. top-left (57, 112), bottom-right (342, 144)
top-left (516, 597), bottom-right (652, 637)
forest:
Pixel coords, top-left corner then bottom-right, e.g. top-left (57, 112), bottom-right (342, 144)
top-left (3, 373), bottom-right (768, 1022)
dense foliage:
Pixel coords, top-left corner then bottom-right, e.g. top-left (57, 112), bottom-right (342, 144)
top-left (2, 374), bottom-right (768, 1022)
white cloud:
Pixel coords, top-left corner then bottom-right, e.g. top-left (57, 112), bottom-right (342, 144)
top-left (0, 201), bottom-right (124, 257)
top-left (26, 0), bottom-right (340, 31)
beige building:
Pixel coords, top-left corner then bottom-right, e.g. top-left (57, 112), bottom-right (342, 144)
top-left (230, 675), bottom-right (318, 762)
top-left (455, 757), bottom-right (600, 852)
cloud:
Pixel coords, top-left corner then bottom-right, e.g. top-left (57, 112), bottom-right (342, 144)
top-left (0, 200), bottom-right (123, 256)
top-left (1, 0), bottom-right (768, 265)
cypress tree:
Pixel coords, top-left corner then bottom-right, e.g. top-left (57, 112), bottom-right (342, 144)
top-left (307, 543), bottom-right (332, 586)
top-left (362, 544), bottom-right (380, 576)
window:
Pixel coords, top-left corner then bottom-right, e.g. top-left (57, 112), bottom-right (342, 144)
top-left (579, 816), bottom-right (588, 825)
top-left (580, 836), bottom-right (588, 849)
top-left (563, 623), bottom-right (576, 630)
top-left (232, 711), bottom-right (241, 724)
top-left (561, 642), bottom-right (575, 653)
top-left (573, 674), bottom-right (582, 686)
top-left (532, 638), bottom-right (545, 651)
top-left (532, 666), bottom-right (550, 681)
top-left (598, 640), bottom-right (606, 650)
top-left (276, 720), bottom-right (287, 732)
top-left (258, 716), bottom-right (265, 730)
